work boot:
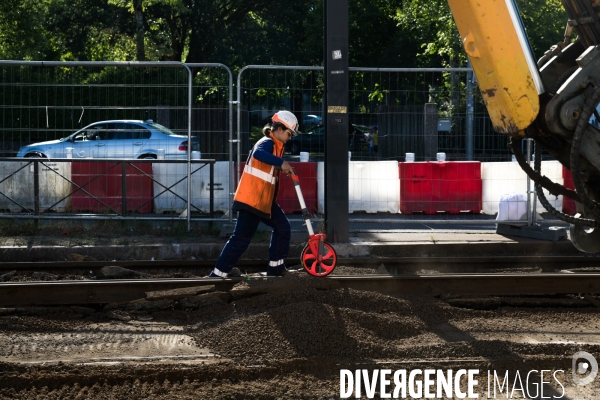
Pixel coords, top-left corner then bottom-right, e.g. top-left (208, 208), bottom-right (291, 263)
top-left (208, 267), bottom-right (242, 278)
top-left (266, 264), bottom-right (288, 277)
top-left (228, 267), bottom-right (243, 277)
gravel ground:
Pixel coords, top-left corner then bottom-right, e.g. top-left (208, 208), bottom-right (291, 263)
top-left (2, 268), bottom-right (600, 398)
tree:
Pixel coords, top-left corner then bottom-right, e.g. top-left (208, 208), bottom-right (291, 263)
top-left (0, 0), bottom-right (53, 60)
top-left (47, 0), bottom-right (135, 61)
top-left (515, 0), bottom-right (569, 59)
top-left (395, 0), bottom-right (569, 68)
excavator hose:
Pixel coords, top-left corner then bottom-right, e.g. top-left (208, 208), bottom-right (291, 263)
top-left (509, 137), bottom-right (598, 227)
top-left (568, 84), bottom-right (600, 222)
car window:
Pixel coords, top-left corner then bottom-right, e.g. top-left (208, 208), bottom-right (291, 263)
top-left (74, 124), bottom-right (108, 141)
top-left (102, 123), bottom-right (120, 140)
top-left (131, 124), bottom-right (151, 139)
top-left (148, 122), bottom-right (176, 136)
top-left (103, 123), bottom-right (150, 140)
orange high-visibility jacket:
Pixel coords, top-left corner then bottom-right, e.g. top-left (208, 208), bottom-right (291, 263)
top-left (233, 135), bottom-right (284, 218)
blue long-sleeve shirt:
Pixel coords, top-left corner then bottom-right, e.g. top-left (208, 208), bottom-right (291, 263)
top-left (252, 138), bottom-right (284, 167)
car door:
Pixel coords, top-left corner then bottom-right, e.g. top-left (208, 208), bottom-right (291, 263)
top-left (88, 124), bottom-right (110, 158)
top-left (70, 124), bottom-right (107, 158)
top-left (104, 123), bottom-right (132, 158)
top-left (104, 122), bottom-right (151, 159)
top-left (128, 123), bottom-right (152, 158)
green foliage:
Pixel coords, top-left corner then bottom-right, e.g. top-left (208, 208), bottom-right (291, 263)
top-left (0, 0), bottom-right (53, 60)
top-left (0, 0), bottom-right (574, 74)
top-left (515, 0), bottom-right (569, 58)
top-left (395, 0), bottom-right (463, 67)
top-left (396, 0), bottom-right (569, 67)
top-left (367, 83), bottom-right (388, 103)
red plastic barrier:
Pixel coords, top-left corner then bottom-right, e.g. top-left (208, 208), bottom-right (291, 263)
top-left (399, 161), bottom-right (482, 214)
top-left (562, 166), bottom-right (577, 215)
top-left (399, 162), bottom-right (434, 214)
top-left (279, 162), bottom-right (318, 214)
top-left (72, 161), bottom-right (153, 213)
top-left (237, 162), bottom-right (317, 215)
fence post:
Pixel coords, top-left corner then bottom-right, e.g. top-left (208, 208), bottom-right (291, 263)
top-left (121, 161), bottom-right (127, 216)
top-left (466, 61), bottom-right (475, 161)
top-left (34, 160), bottom-right (40, 216)
top-left (424, 103), bottom-right (438, 161)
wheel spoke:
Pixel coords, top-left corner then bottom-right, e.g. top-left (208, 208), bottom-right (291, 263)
top-left (301, 242), bottom-right (337, 277)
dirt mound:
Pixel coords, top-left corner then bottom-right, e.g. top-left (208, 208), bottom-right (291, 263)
top-left (191, 287), bottom-right (426, 361)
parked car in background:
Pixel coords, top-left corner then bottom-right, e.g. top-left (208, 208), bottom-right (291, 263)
top-left (286, 125), bottom-right (325, 154)
top-left (301, 114), bottom-right (323, 130)
top-left (16, 120), bottom-right (199, 159)
top-left (285, 124), bottom-right (370, 155)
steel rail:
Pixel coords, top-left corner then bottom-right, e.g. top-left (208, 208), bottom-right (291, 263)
top-left (2, 273), bottom-right (600, 306)
top-left (1, 255), bottom-right (597, 273)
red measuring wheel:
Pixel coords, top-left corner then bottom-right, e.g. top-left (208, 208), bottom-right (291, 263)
top-left (301, 235), bottom-right (337, 277)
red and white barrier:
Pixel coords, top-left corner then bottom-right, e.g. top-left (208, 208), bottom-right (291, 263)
top-left (0, 159), bottom-right (576, 218)
top-left (481, 161), bottom-right (563, 215)
top-left (399, 161), bottom-right (481, 214)
top-left (317, 161), bottom-right (400, 214)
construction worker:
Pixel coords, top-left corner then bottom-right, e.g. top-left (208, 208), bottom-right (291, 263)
top-left (368, 125), bottom-right (378, 159)
top-left (209, 111), bottom-right (298, 278)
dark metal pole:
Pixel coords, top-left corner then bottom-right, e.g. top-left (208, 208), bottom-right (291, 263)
top-left (33, 160), bottom-right (40, 215)
top-left (324, 0), bottom-right (349, 243)
top-left (210, 162), bottom-right (214, 220)
top-left (121, 161), bottom-right (127, 216)
top-left (466, 60), bottom-right (474, 160)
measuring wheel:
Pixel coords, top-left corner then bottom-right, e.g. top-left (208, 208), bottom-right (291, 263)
top-left (301, 241), bottom-right (337, 277)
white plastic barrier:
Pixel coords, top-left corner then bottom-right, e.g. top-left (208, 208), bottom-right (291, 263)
top-left (482, 160), bottom-right (563, 215)
top-left (317, 161), bottom-right (400, 213)
top-left (0, 160), bottom-right (71, 212)
top-left (153, 161), bottom-right (230, 214)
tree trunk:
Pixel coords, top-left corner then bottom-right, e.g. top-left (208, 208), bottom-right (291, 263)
top-left (134, 0), bottom-right (145, 61)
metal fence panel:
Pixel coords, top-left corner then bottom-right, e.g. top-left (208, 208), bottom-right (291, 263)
top-left (0, 61), bottom-right (233, 225)
top-left (236, 66), bottom-right (558, 226)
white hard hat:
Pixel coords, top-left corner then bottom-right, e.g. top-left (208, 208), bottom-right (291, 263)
top-left (272, 110), bottom-right (299, 135)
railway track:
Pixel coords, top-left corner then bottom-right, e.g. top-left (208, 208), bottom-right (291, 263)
top-left (1, 254), bottom-right (598, 306)
top-left (2, 272), bottom-right (600, 306)
top-left (1, 254), bottom-right (599, 274)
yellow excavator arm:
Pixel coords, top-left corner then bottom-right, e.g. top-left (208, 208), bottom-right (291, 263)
top-left (447, 0), bottom-right (600, 253)
top-left (447, 0), bottom-right (544, 135)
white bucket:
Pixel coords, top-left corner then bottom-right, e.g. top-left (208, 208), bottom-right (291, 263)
top-left (299, 152), bottom-right (309, 162)
top-left (192, 151), bottom-right (201, 159)
top-left (436, 152), bottom-right (446, 162)
top-left (65, 147), bottom-right (73, 159)
top-left (405, 153), bottom-right (415, 162)
top-left (157, 149), bottom-right (165, 159)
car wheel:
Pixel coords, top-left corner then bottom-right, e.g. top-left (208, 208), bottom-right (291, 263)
top-left (290, 143), bottom-right (300, 155)
top-left (138, 154), bottom-right (157, 159)
top-left (25, 152), bottom-right (46, 158)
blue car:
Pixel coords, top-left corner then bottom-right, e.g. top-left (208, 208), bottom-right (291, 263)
top-left (302, 114), bottom-right (323, 130)
top-left (16, 120), bottom-right (199, 159)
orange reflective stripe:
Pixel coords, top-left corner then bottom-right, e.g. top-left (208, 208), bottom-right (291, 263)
top-left (243, 164), bottom-right (276, 184)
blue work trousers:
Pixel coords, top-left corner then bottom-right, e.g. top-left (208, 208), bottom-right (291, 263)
top-left (214, 203), bottom-right (291, 274)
